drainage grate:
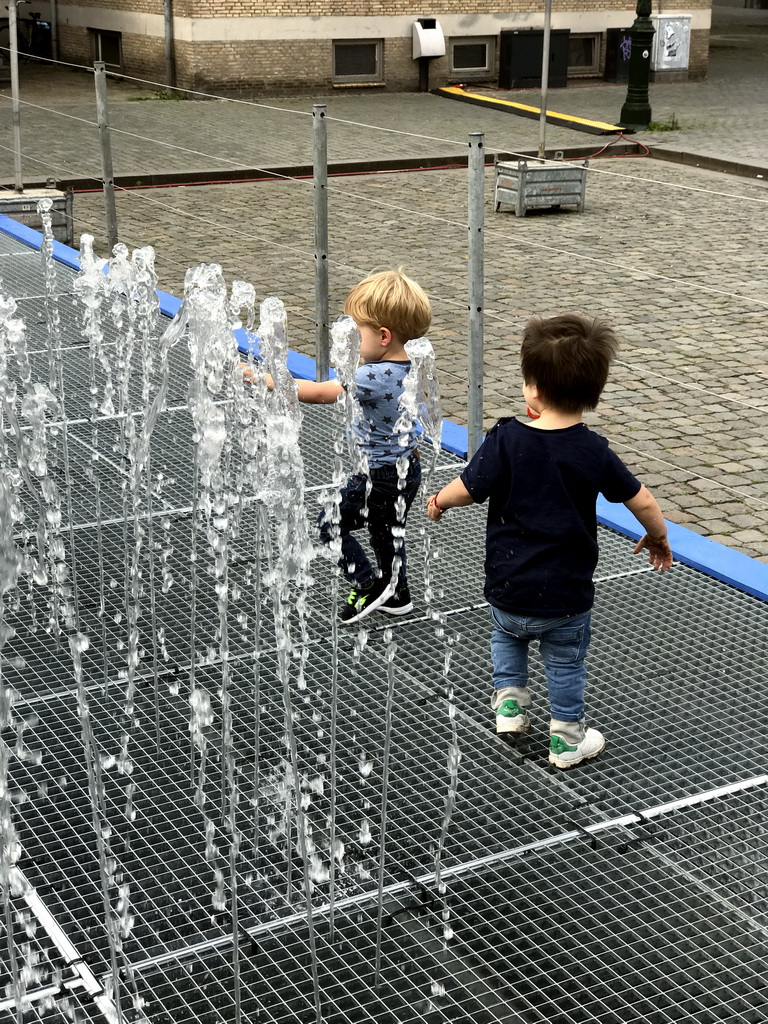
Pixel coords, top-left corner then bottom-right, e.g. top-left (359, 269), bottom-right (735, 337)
top-left (1, 230), bottom-right (766, 1024)
top-left (123, 787), bottom-right (768, 1024)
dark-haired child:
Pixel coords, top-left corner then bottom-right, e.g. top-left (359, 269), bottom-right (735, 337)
top-left (427, 313), bottom-right (672, 768)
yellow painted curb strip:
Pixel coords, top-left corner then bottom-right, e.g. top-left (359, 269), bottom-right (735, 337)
top-left (438, 86), bottom-right (625, 133)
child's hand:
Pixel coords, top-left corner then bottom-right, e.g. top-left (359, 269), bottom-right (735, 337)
top-left (633, 533), bottom-right (673, 571)
top-left (239, 362), bottom-right (274, 391)
top-left (426, 494), bottom-right (444, 521)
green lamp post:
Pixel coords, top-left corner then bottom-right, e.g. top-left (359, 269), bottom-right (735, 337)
top-left (619, 0), bottom-right (656, 130)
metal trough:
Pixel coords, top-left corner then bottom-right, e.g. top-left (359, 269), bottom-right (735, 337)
top-left (494, 157), bottom-right (588, 216)
top-left (0, 187), bottom-right (73, 244)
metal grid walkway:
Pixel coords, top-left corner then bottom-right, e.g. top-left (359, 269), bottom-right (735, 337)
top-left (0, 226), bottom-right (766, 1024)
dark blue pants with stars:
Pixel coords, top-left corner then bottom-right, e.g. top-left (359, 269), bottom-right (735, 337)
top-left (317, 454), bottom-right (421, 591)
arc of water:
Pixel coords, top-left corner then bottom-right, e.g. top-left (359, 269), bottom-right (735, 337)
top-left (325, 314), bottom-right (363, 938)
top-left (0, 306), bottom-right (61, 645)
top-left (38, 201), bottom-right (129, 1024)
top-left (256, 296), bottom-right (323, 1024)
top-left (399, 335), bottom-right (444, 616)
top-left (131, 247), bottom-right (164, 750)
top-left (227, 283), bottom-right (267, 888)
top-left (0, 374), bottom-right (27, 1023)
top-left (374, 628), bottom-right (398, 988)
top-left (76, 235), bottom-right (113, 694)
top-left (397, 336), bottom-right (461, 972)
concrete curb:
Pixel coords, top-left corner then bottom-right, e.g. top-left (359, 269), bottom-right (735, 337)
top-left (648, 145), bottom-right (768, 181)
top-left (6, 144), bottom-right (768, 193)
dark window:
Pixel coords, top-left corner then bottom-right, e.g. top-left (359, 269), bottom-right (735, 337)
top-left (90, 29), bottom-right (122, 69)
top-left (568, 34), bottom-right (599, 73)
top-left (450, 37), bottom-right (493, 76)
top-left (454, 43), bottom-right (488, 70)
top-left (333, 41), bottom-right (380, 81)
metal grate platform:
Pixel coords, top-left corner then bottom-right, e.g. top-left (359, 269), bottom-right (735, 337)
top-left (0, 226), bottom-right (766, 1024)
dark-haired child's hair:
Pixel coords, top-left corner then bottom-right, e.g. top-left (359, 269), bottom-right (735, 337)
top-left (520, 313), bottom-right (618, 413)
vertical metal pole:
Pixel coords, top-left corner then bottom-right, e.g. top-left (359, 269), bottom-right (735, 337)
top-left (93, 61), bottom-right (119, 252)
top-left (313, 103), bottom-right (330, 382)
top-left (49, 0), bottom-right (59, 60)
top-left (8, 1), bottom-right (23, 194)
top-left (467, 132), bottom-right (485, 458)
top-left (538, 0), bottom-right (552, 160)
top-left (619, 0), bottom-right (655, 129)
top-left (163, 0), bottom-right (176, 88)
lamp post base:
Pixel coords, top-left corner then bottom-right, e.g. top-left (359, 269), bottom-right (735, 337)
top-left (619, 103), bottom-right (653, 131)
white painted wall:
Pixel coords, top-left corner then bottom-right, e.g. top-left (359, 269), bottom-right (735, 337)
top-left (57, 7), bottom-right (711, 41)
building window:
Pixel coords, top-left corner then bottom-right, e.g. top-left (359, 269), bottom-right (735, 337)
top-left (568, 33), bottom-right (600, 75)
top-left (333, 40), bottom-right (382, 83)
top-left (90, 28), bottom-right (122, 69)
top-left (450, 37), bottom-right (493, 76)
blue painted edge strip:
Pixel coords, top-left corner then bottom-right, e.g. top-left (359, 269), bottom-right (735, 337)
top-left (4, 213), bottom-right (765, 602)
top-left (596, 496), bottom-right (768, 602)
top-left (0, 214), bottom-right (185, 313)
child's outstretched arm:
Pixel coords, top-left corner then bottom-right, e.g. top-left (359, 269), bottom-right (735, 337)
top-left (294, 379), bottom-right (344, 404)
top-left (240, 362), bottom-right (342, 404)
top-left (427, 478), bottom-right (474, 521)
top-left (624, 485), bottom-right (673, 571)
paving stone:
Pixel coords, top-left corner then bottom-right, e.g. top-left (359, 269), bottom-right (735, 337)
top-left (2, 10), bottom-right (767, 566)
top-left (666, 509), bottom-right (702, 525)
top-left (731, 529), bottom-right (767, 544)
top-left (729, 513), bottom-right (764, 529)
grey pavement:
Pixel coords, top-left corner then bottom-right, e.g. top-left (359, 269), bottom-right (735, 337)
top-left (1, 6), bottom-right (767, 562)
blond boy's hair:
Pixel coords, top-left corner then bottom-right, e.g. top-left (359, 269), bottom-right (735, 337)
top-left (344, 268), bottom-right (432, 342)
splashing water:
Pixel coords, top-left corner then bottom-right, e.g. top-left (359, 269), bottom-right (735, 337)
top-left (0, 213), bottom-right (456, 1024)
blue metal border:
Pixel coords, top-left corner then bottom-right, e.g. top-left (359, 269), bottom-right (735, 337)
top-left (0, 214), bottom-right (182, 314)
top-left (3, 212), bottom-right (765, 602)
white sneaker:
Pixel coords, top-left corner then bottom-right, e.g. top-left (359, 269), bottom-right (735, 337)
top-left (548, 727), bottom-right (605, 769)
top-left (495, 697), bottom-right (531, 735)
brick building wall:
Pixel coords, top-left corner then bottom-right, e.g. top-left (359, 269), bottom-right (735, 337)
top-left (57, 0), bottom-right (713, 92)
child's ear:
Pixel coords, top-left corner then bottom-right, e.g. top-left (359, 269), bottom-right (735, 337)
top-left (380, 327), bottom-right (393, 348)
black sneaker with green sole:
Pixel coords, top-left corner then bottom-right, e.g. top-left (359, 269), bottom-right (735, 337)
top-left (339, 577), bottom-right (397, 625)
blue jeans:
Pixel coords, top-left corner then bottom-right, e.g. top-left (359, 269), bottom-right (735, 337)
top-left (317, 456), bottom-right (421, 589)
top-left (490, 606), bottom-right (592, 723)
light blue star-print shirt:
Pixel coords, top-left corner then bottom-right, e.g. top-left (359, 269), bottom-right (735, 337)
top-left (351, 360), bottom-right (420, 468)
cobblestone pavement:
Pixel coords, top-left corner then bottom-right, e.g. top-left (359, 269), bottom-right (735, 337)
top-left (1, 8), bottom-right (767, 181)
top-left (2, 8), bottom-right (768, 562)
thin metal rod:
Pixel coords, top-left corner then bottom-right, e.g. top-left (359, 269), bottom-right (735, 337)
top-left (188, 445), bottom-right (200, 786)
top-left (251, 504), bottom-right (266, 861)
top-left (8, 0), bottom-right (23, 193)
top-left (313, 103), bottom-right (330, 382)
top-left (85, 344), bottom-right (111, 695)
top-left (1, 755), bottom-right (24, 1024)
top-left (163, 0), bottom-right (176, 88)
top-left (40, 208), bottom-right (127, 1024)
top-left (467, 133), bottom-right (485, 458)
top-left (374, 630), bottom-right (397, 987)
top-left (328, 572), bottom-right (339, 940)
top-left (538, 0), bottom-right (553, 159)
top-left (93, 61), bottom-right (118, 251)
top-left (49, 0), bottom-right (58, 60)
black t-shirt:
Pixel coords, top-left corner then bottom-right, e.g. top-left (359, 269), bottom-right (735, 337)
top-left (460, 418), bottom-right (641, 617)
